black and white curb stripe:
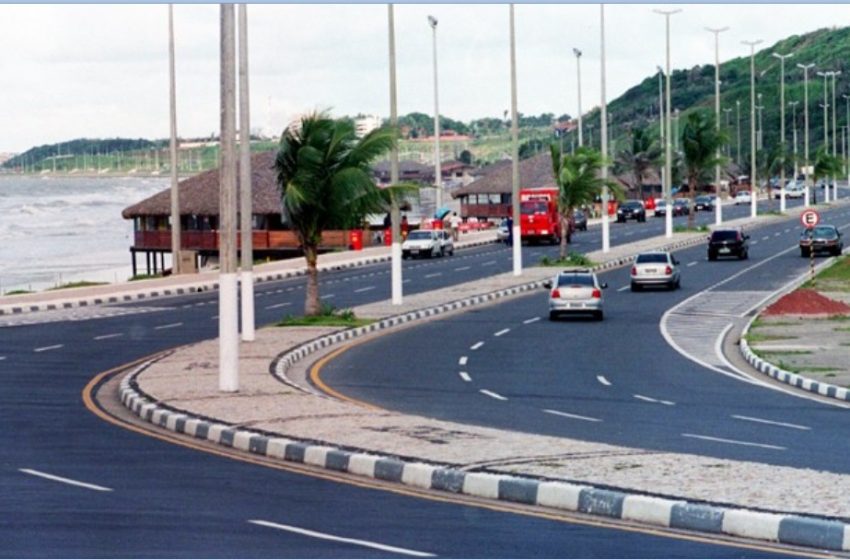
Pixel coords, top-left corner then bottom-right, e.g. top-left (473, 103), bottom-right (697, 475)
top-left (0, 236), bottom-right (499, 317)
top-left (119, 366), bottom-right (850, 552)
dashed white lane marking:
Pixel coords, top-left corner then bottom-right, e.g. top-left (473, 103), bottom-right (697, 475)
top-left (265, 302), bottom-right (292, 310)
top-left (34, 344), bottom-right (63, 353)
top-left (320, 294), bottom-right (336, 299)
top-left (403, 279), bottom-right (411, 284)
top-left (20, 468), bottom-right (113, 492)
top-left (762, 235), bottom-right (770, 241)
top-left (634, 394), bottom-right (675, 405)
top-left (774, 232), bottom-right (782, 237)
top-left (731, 415), bottom-right (811, 431)
top-left (617, 285), bottom-right (630, 292)
top-left (751, 240), bottom-right (759, 245)
top-left (480, 389), bottom-right (508, 401)
top-left (687, 261), bottom-right (698, 267)
top-left (454, 266), bottom-right (471, 271)
top-left (354, 286), bottom-right (376, 293)
top-left (523, 317), bottom-right (540, 324)
top-left (596, 375), bottom-right (612, 386)
top-left (94, 333), bottom-right (123, 340)
top-left (470, 341), bottom-right (485, 350)
top-left (482, 260), bottom-right (497, 266)
top-left (543, 409), bottom-right (602, 422)
top-left (154, 322), bottom-right (183, 330)
top-left (494, 328), bottom-right (510, 337)
top-left (248, 520), bottom-right (434, 558)
top-left (681, 433), bottom-right (786, 451)
top-left (459, 371), bottom-right (472, 382)
top-left (0, 356), bottom-right (6, 361)
top-left (424, 273), bottom-right (442, 279)
top-left (458, 356), bottom-right (468, 366)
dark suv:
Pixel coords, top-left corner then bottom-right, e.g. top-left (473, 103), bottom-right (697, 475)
top-left (708, 228), bottom-right (749, 260)
top-left (616, 200), bottom-right (646, 223)
top-left (800, 225), bottom-right (844, 257)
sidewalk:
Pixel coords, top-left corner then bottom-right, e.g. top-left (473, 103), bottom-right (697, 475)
top-left (112, 208), bottom-right (850, 553)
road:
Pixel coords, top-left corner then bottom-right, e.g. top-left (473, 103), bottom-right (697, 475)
top-left (0, 197), bottom-right (825, 557)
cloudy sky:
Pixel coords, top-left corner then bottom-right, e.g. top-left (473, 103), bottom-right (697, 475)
top-left (0, 3), bottom-right (846, 153)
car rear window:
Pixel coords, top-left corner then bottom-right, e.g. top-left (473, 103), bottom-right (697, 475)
top-left (711, 230), bottom-right (739, 241)
top-left (557, 274), bottom-right (595, 287)
top-left (407, 231), bottom-right (431, 240)
top-left (636, 253), bottom-right (668, 264)
top-left (811, 226), bottom-right (836, 237)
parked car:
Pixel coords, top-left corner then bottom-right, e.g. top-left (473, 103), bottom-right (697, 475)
top-left (800, 225), bottom-right (844, 257)
top-left (786, 183), bottom-right (806, 199)
top-left (543, 268), bottom-right (608, 321)
top-left (630, 251), bottom-right (681, 291)
top-left (496, 219), bottom-right (510, 243)
top-left (654, 199), bottom-right (668, 218)
top-left (672, 199), bottom-right (690, 216)
top-left (694, 195), bottom-right (715, 211)
top-left (401, 229), bottom-right (454, 259)
top-left (734, 191), bottom-right (753, 205)
top-left (572, 209), bottom-right (588, 231)
top-left (616, 200), bottom-right (647, 223)
top-left (707, 228), bottom-right (749, 260)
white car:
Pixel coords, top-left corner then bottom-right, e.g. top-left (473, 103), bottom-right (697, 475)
top-left (630, 251), bottom-right (681, 291)
top-left (786, 183), bottom-right (806, 199)
top-left (734, 191), bottom-right (753, 205)
top-left (401, 229), bottom-right (454, 259)
top-left (543, 268), bottom-right (608, 321)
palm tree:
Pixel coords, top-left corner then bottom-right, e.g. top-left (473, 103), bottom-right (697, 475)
top-left (549, 144), bottom-right (623, 259)
top-left (812, 147), bottom-right (843, 203)
top-left (681, 110), bottom-right (727, 229)
top-left (614, 127), bottom-right (661, 199)
top-left (275, 112), bottom-right (395, 315)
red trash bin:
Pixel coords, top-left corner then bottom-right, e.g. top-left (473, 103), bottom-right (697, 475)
top-left (350, 229), bottom-right (363, 251)
top-left (432, 219), bottom-right (443, 230)
top-left (384, 228), bottom-right (392, 246)
top-left (607, 200), bottom-right (617, 216)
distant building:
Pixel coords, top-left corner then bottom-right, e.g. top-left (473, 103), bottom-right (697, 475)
top-left (0, 153), bottom-right (15, 165)
top-left (355, 115), bottom-right (382, 138)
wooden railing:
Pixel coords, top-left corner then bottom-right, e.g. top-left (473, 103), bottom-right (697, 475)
top-left (461, 203), bottom-right (512, 219)
top-left (133, 229), bottom-right (374, 251)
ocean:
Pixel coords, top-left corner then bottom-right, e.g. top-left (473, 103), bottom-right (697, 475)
top-left (0, 175), bottom-right (168, 294)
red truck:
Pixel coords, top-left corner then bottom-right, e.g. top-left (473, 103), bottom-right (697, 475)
top-left (519, 188), bottom-right (562, 244)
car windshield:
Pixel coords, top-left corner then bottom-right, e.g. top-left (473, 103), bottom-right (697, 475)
top-left (623, 202), bottom-right (642, 209)
top-left (711, 230), bottom-right (739, 241)
top-left (521, 201), bottom-right (548, 215)
top-left (407, 231), bottom-right (432, 241)
top-left (674, 200), bottom-right (686, 205)
top-left (635, 253), bottom-right (668, 264)
top-left (557, 274), bottom-right (595, 287)
top-left (810, 226), bottom-right (837, 238)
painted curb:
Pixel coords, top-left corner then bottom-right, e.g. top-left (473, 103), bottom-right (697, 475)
top-left (117, 227), bottom-right (850, 552)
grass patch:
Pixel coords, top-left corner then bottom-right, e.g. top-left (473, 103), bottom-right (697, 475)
top-left (744, 332), bottom-right (798, 343)
top-left (539, 252), bottom-right (596, 268)
top-left (276, 303), bottom-right (375, 328)
top-left (129, 274), bottom-right (163, 281)
top-left (776, 360), bottom-right (801, 373)
top-left (840, 342), bottom-right (850, 346)
top-left (827, 314), bottom-right (850, 322)
top-left (833, 326), bottom-right (850, 332)
top-left (673, 224), bottom-right (710, 233)
top-left (3, 289), bottom-right (33, 296)
top-left (802, 255), bottom-right (850, 291)
top-left (797, 366), bottom-right (841, 373)
top-left (47, 281), bottom-right (108, 291)
top-left (760, 350), bottom-right (813, 356)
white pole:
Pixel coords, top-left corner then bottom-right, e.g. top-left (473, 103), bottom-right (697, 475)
top-left (707, 27), bottom-right (728, 226)
top-left (799, 63), bottom-right (814, 207)
top-left (238, 4), bottom-right (254, 342)
top-left (743, 39), bottom-right (762, 219)
top-left (389, 5), bottom-right (403, 305)
top-left (657, 66), bottom-right (665, 206)
top-left (219, 4), bottom-right (239, 392)
top-left (428, 15), bottom-right (442, 213)
top-left (510, 4), bottom-right (522, 276)
top-left (574, 48), bottom-right (583, 147)
top-left (654, 8), bottom-right (679, 239)
top-left (600, 4), bottom-right (610, 253)
top-left (168, 5), bottom-right (182, 275)
top-left (832, 71), bottom-right (840, 202)
top-left (773, 52), bottom-right (793, 215)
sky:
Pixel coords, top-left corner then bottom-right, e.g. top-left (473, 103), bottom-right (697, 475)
top-left (0, 3), bottom-right (847, 154)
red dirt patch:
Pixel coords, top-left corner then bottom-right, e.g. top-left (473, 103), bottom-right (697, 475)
top-left (763, 289), bottom-right (850, 316)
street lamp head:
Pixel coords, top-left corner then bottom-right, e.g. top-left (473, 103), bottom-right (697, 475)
top-left (427, 15), bottom-right (437, 28)
top-left (573, 48), bottom-right (582, 58)
top-left (772, 51), bottom-right (795, 60)
top-left (797, 62), bottom-right (816, 71)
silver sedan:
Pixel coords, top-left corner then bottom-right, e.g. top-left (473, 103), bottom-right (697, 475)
top-left (544, 268), bottom-right (608, 321)
top-left (630, 251), bottom-right (681, 291)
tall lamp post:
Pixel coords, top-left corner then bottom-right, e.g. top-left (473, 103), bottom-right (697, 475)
top-left (238, 4), bottom-right (255, 342)
top-left (831, 70), bottom-right (841, 201)
top-left (816, 70), bottom-right (833, 203)
top-left (798, 62), bottom-right (815, 207)
top-left (574, 48), bottom-right (583, 147)
top-left (657, 65), bottom-right (665, 207)
top-left (428, 15), bottom-right (442, 213)
top-left (706, 26), bottom-right (728, 225)
top-left (773, 51), bottom-right (793, 214)
top-left (756, 93), bottom-right (763, 150)
top-left (789, 100), bottom-right (799, 182)
top-left (843, 93), bottom-right (850, 197)
top-left (742, 39), bottom-right (762, 218)
top-left (736, 99), bottom-right (742, 167)
top-left (509, 4), bottom-right (521, 276)
top-left (168, 4), bottom-right (182, 276)
top-left (388, 5), bottom-right (403, 304)
top-left (600, 4), bottom-right (610, 253)
top-left (655, 8), bottom-right (680, 239)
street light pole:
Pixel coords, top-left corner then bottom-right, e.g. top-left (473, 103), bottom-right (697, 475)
top-left (843, 93), bottom-right (850, 198)
top-left (238, 3), bottom-right (254, 342)
top-left (654, 8), bottom-right (680, 239)
top-left (428, 15), bottom-right (442, 213)
top-left (168, 4), bottom-right (182, 276)
top-left (757, 92), bottom-right (763, 150)
top-left (388, 4), bottom-right (403, 304)
top-left (574, 48), bottom-right (583, 147)
top-left (798, 64), bottom-right (815, 206)
top-left (509, 4), bottom-right (522, 276)
top-left (657, 65), bottom-right (665, 206)
top-left (831, 71), bottom-right (841, 201)
top-left (736, 99), bottom-right (741, 167)
top-left (789, 100), bottom-right (799, 182)
top-left (723, 107), bottom-right (732, 157)
top-left (706, 26), bottom-right (728, 225)
top-left (742, 39), bottom-right (762, 219)
top-left (600, 4), bottom-right (610, 253)
top-left (773, 51), bottom-right (793, 214)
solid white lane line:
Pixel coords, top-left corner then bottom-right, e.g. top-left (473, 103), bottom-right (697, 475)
top-left (248, 520), bottom-right (434, 558)
top-left (94, 333), bottom-right (123, 340)
top-left (424, 273), bottom-right (442, 278)
top-left (482, 260), bottom-right (497, 266)
top-left (681, 433), bottom-right (786, 451)
top-left (458, 356), bottom-right (468, 366)
top-left (494, 328), bottom-right (510, 337)
top-left (480, 389), bottom-right (508, 401)
top-left (459, 371), bottom-right (472, 382)
top-left (320, 294), bottom-right (335, 299)
top-left (731, 415), bottom-right (811, 431)
top-left (0, 356), bottom-right (6, 361)
top-left (265, 302), bottom-right (292, 310)
top-left (470, 341), bottom-right (484, 350)
top-left (596, 375), bottom-right (612, 386)
top-left (20, 469), bottom-right (113, 492)
top-left (354, 286), bottom-right (376, 293)
top-left (543, 409), bottom-right (602, 422)
top-left (523, 317), bottom-right (540, 324)
top-left (633, 394), bottom-right (658, 403)
top-left (617, 285), bottom-right (630, 292)
top-left (687, 261), bottom-right (698, 267)
top-left (454, 266), bottom-right (471, 271)
top-left (154, 322), bottom-right (183, 330)
top-left (34, 345), bottom-right (63, 353)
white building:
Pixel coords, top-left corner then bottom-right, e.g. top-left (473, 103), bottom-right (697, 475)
top-left (355, 115), bottom-right (382, 138)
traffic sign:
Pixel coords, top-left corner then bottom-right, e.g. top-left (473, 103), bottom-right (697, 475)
top-left (800, 209), bottom-right (820, 229)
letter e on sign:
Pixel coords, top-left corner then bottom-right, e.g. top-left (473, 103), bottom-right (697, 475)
top-left (800, 209), bottom-right (820, 229)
